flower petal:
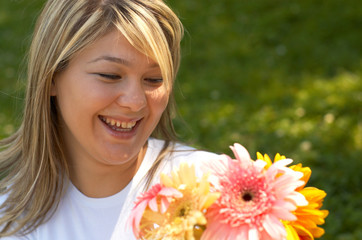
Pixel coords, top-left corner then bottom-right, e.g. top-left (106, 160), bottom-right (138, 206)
top-left (148, 197), bottom-right (158, 212)
top-left (230, 143), bottom-right (251, 162)
top-left (262, 214), bottom-right (286, 239)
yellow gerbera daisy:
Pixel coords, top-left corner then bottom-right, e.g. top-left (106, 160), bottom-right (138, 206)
top-left (139, 163), bottom-right (220, 240)
top-left (257, 153), bottom-right (329, 240)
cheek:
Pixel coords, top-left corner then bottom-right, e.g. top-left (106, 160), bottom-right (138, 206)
top-left (56, 78), bottom-right (113, 121)
top-left (147, 87), bottom-right (169, 116)
top-left (82, 86), bottom-right (115, 110)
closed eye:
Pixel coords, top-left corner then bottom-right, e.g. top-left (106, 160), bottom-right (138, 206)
top-left (98, 73), bottom-right (121, 80)
top-left (145, 78), bottom-right (163, 84)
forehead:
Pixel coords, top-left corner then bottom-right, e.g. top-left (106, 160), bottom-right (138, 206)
top-left (75, 30), bottom-right (159, 68)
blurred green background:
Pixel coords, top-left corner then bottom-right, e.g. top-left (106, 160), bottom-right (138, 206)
top-left (0, 0), bottom-right (361, 239)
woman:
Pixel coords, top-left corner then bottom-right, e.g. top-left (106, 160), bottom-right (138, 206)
top-left (0, 0), bottom-right (218, 239)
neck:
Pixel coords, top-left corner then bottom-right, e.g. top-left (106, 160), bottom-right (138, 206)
top-left (68, 144), bottom-right (147, 198)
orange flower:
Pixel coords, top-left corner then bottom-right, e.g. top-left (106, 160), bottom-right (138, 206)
top-left (286, 164), bottom-right (329, 240)
top-left (257, 154), bottom-right (329, 240)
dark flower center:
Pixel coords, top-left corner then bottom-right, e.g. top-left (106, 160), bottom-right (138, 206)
top-left (241, 192), bottom-right (253, 202)
top-left (179, 207), bottom-right (186, 217)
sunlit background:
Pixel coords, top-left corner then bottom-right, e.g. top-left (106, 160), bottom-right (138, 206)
top-left (0, 0), bottom-right (361, 239)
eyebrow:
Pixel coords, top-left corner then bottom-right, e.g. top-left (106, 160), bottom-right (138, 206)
top-left (88, 56), bottom-right (131, 66)
top-left (88, 55), bottom-right (160, 68)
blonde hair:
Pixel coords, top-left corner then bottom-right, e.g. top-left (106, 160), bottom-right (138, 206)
top-left (0, 0), bottom-right (183, 236)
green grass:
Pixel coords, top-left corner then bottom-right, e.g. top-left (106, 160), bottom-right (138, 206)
top-left (1, 0), bottom-right (361, 239)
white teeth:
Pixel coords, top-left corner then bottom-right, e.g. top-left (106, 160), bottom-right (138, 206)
top-left (101, 116), bottom-right (137, 129)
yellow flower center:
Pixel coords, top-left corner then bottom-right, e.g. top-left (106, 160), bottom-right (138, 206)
top-left (170, 199), bottom-right (192, 220)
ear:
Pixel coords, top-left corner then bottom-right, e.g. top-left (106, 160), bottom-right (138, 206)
top-left (50, 79), bottom-right (57, 96)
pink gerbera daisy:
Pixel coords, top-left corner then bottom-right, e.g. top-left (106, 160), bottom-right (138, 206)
top-left (202, 144), bottom-right (307, 240)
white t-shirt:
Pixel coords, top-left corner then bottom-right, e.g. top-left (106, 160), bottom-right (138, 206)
top-left (1, 138), bottom-right (220, 240)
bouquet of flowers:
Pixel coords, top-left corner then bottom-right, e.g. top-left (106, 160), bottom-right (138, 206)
top-left (129, 143), bottom-right (328, 240)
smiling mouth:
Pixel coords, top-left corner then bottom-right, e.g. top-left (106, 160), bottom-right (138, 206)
top-left (99, 115), bottom-right (138, 132)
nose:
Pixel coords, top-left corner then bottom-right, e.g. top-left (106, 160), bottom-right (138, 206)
top-left (115, 79), bottom-right (146, 112)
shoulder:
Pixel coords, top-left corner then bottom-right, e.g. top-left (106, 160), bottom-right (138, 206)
top-left (149, 138), bottom-right (220, 162)
top-left (0, 191), bottom-right (7, 206)
top-left (171, 142), bottom-right (220, 164)
top-left (149, 138), bottom-right (219, 157)
top-left (0, 190), bottom-right (9, 219)
top-left (0, 192), bottom-right (32, 239)
top-left (148, 138), bottom-right (221, 177)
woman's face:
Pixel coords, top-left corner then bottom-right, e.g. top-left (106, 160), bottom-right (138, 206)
top-left (52, 30), bottom-right (169, 167)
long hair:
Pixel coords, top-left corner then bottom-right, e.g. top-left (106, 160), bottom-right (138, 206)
top-left (0, 0), bottom-right (183, 236)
